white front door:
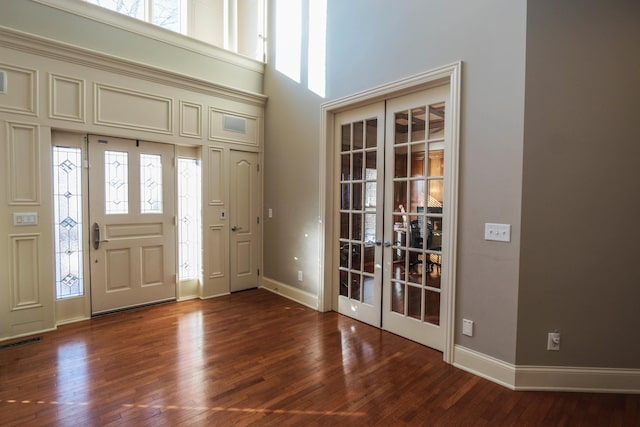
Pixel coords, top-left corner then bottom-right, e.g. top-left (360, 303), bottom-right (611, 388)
top-left (88, 135), bottom-right (176, 314)
top-left (335, 84), bottom-right (452, 351)
top-left (229, 150), bottom-right (260, 292)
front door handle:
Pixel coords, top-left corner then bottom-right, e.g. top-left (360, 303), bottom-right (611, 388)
top-left (92, 222), bottom-right (110, 250)
top-left (231, 225), bottom-right (243, 232)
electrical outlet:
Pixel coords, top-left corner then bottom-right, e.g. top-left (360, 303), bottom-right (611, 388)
top-left (462, 319), bottom-right (474, 337)
top-left (297, 270), bottom-right (303, 281)
top-left (547, 332), bottom-right (561, 351)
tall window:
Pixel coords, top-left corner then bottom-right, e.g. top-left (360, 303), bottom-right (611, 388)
top-left (53, 146), bottom-right (85, 299)
top-left (84, 0), bottom-right (266, 61)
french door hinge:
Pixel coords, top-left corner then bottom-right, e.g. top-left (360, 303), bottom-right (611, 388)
top-left (257, 268), bottom-right (260, 276)
top-left (257, 164), bottom-right (260, 172)
top-left (257, 216), bottom-right (260, 224)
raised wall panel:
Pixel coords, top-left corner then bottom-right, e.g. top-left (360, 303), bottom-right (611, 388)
top-left (207, 146), bottom-right (224, 205)
top-left (95, 83), bottom-right (173, 134)
top-left (209, 108), bottom-right (258, 146)
top-left (49, 73), bottom-right (85, 122)
top-left (9, 234), bottom-right (42, 311)
top-left (179, 101), bottom-right (202, 138)
top-left (0, 64), bottom-right (38, 116)
top-left (208, 225), bottom-right (225, 278)
top-left (5, 121), bottom-right (40, 205)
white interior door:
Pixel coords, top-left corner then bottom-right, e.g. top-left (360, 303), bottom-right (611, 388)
top-left (229, 150), bottom-right (260, 292)
top-left (88, 135), bottom-right (176, 314)
top-left (382, 85), bottom-right (450, 351)
top-left (335, 102), bottom-right (385, 327)
top-left (334, 84), bottom-right (452, 351)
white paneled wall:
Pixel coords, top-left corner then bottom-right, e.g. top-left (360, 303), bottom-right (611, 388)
top-left (0, 27), bottom-right (265, 341)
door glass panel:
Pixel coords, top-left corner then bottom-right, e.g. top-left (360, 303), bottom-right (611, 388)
top-left (105, 150), bottom-right (129, 214)
top-left (366, 119), bottom-right (377, 148)
top-left (407, 285), bottom-right (422, 319)
top-left (340, 243), bottom-right (349, 268)
top-left (391, 281), bottom-right (405, 314)
top-left (341, 124), bottom-right (351, 151)
top-left (341, 154), bottom-right (350, 180)
top-left (363, 244), bottom-right (375, 274)
top-left (428, 149), bottom-right (444, 177)
top-left (352, 183), bottom-right (363, 210)
top-left (351, 274), bottom-right (361, 300)
top-left (365, 151), bottom-right (377, 178)
top-left (425, 290), bottom-right (441, 325)
top-left (411, 107), bottom-right (426, 141)
top-left (394, 146), bottom-right (408, 178)
top-left (364, 213), bottom-right (376, 243)
top-left (351, 213), bottom-right (362, 241)
top-left (426, 259), bottom-right (441, 289)
top-left (410, 145), bottom-right (425, 178)
top-left (340, 213), bottom-right (349, 239)
top-left (427, 179), bottom-right (443, 213)
top-left (429, 103), bottom-right (445, 139)
top-left (353, 121), bottom-right (364, 149)
top-left (341, 184), bottom-right (350, 209)
top-left (352, 152), bottom-right (363, 180)
top-left (363, 276), bottom-right (374, 304)
top-left (140, 154), bottom-right (163, 214)
top-left (395, 111), bottom-right (409, 144)
top-left (340, 270), bottom-right (348, 296)
top-left (352, 243), bottom-right (362, 272)
top-left (393, 181), bottom-right (407, 212)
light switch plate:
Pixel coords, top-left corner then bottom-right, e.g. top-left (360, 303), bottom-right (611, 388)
top-left (484, 223), bottom-right (511, 242)
top-left (462, 319), bottom-right (474, 337)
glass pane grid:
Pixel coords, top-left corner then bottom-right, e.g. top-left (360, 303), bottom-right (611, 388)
top-left (53, 146), bottom-right (84, 299)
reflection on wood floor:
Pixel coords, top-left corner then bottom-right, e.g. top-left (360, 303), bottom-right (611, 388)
top-left (0, 289), bottom-right (638, 426)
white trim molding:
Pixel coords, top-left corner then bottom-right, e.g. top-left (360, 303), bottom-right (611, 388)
top-left (260, 277), bottom-right (319, 311)
top-left (454, 345), bottom-right (640, 394)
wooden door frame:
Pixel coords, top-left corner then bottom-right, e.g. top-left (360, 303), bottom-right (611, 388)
top-left (318, 62), bottom-right (462, 363)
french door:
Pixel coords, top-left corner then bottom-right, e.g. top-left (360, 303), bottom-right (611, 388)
top-left (88, 135), bottom-right (176, 314)
top-left (336, 84), bottom-right (451, 351)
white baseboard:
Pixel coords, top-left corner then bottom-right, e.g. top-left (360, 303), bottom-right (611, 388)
top-left (515, 366), bottom-right (640, 394)
top-left (260, 277), bottom-right (319, 310)
top-left (453, 345), bottom-right (640, 394)
top-left (453, 345), bottom-right (517, 389)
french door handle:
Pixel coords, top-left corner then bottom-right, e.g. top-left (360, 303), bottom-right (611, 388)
top-left (375, 240), bottom-right (382, 246)
top-left (92, 222), bottom-right (110, 250)
top-left (384, 240), bottom-right (392, 247)
top-left (231, 225), bottom-right (242, 232)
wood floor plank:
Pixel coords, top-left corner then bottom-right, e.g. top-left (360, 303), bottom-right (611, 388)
top-left (0, 289), bottom-right (638, 426)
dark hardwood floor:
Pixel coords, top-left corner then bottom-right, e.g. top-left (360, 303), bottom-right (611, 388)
top-left (0, 289), bottom-right (638, 426)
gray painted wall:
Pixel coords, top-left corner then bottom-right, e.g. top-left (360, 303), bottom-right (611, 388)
top-left (518, 0), bottom-right (640, 367)
top-left (0, 0), bottom-right (263, 94)
top-left (264, 0), bottom-right (527, 363)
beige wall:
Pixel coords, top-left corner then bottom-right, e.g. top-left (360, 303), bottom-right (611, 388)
top-left (518, 0), bottom-right (640, 368)
top-left (263, 0), bottom-right (527, 363)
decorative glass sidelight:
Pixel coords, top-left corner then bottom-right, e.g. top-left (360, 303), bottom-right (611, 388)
top-left (53, 146), bottom-right (84, 299)
top-left (105, 150), bottom-right (129, 214)
top-left (140, 153), bottom-right (163, 214)
top-left (177, 158), bottom-right (202, 280)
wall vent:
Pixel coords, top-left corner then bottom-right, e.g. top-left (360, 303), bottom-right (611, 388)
top-left (223, 114), bottom-right (247, 134)
top-left (0, 70), bottom-right (6, 94)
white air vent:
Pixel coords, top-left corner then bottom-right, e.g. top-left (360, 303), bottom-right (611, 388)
top-left (0, 70), bottom-right (6, 94)
top-left (223, 114), bottom-right (247, 134)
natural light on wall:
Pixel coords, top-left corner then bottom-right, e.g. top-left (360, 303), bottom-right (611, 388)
top-left (275, 0), bottom-right (326, 97)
